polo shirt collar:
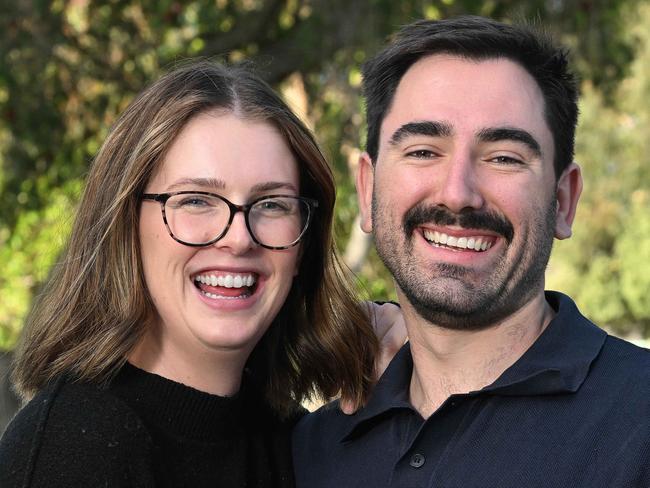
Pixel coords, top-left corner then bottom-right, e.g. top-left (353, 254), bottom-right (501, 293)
top-left (340, 343), bottom-right (414, 441)
top-left (343, 291), bottom-right (606, 440)
top-left (484, 291), bottom-right (606, 395)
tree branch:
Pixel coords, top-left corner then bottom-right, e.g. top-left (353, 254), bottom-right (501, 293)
top-left (201, 0), bottom-right (285, 55)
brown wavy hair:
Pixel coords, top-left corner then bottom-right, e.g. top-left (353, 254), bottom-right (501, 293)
top-left (13, 60), bottom-right (378, 415)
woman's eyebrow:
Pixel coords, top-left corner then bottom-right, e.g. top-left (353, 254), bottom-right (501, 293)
top-left (250, 181), bottom-right (298, 193)
top-left (165, 178), bottom-right (297, 194)
top-left (166, 177), bottom-right (225, 191)
top-left (476, 127), bottom-right (542, 157)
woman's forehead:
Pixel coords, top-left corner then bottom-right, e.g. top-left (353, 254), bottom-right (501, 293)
top-left (146, 112), bottom-right (299, 194)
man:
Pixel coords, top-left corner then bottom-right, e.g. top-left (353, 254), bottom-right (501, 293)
top-left (293, 16), bottom-right (650, 487)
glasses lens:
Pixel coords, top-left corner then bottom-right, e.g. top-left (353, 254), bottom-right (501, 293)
top-left (165, 193), bottom-right (230, 245)
top-left (249, 196), bottom-right (310, 248)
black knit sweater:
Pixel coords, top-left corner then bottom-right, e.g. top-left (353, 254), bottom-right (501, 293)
top-left (0, 363), bottom-right (302, 487)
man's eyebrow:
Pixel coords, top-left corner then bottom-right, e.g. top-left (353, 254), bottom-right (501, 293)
top-left (476, 127), bottom-right (542, 157)
top-left (388, 121), bottom-right (453, 146)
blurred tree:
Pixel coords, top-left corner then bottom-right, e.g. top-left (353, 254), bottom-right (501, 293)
top-left (547, 0), bottom-right (650, 337)
top-left (0, 0), bottom-right (647, 349)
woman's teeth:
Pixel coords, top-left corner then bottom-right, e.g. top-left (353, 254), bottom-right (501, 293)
top-left (194, 273), bottom-right (256, 288)
top-left (193, 273), bottom-right (257, 300)
top-left (423, 229), bottom-right (493, 251)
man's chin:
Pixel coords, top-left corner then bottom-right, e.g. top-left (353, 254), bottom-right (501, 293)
top-left (400, 283), bottom-right (510, 331)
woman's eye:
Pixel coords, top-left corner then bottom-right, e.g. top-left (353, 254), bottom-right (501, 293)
top-left (179, 197), bottom-right (209, 207)
top-left (258, 200), bottom-right (290, 212)
top-left (170, 195), bottom-right (219, 210)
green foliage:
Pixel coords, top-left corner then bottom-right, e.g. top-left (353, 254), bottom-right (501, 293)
top-left (1, 0), bottom-right (648, 349)
top-left (617, 191), bottom-right (650, 321)
top-left (547, 1), bottom-right (650, 336)
top-left (0, 179), bottom-right (79, 347)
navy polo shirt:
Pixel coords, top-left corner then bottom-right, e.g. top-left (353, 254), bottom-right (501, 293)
top-left (293, 292), bottom-right (650, 487)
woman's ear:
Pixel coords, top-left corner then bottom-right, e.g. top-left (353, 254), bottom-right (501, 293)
top-left (356, 152), bottom-right (375, 234)
top-left (555, 162), bottom-right (583, 240)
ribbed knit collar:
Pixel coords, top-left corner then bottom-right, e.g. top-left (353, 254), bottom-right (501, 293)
top-left (109, 362), bottom-right (252, 443)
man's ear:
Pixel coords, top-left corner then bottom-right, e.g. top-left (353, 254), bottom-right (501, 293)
top-left (356, 152), bottom-right (375, 233)
top-left (555, 162), bottom-right (583, 240)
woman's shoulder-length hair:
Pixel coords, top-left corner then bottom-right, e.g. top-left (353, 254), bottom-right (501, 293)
top-left (12, 60), bottom-right (378, 416)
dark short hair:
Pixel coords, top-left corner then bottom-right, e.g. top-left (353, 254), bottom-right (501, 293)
top-left (362, 15), bottom-right (579, 177)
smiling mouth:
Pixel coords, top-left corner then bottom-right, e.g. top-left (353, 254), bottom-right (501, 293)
top-left (422, 229), bottom-right (495, 252)
top-left (193, 272), bottom-right (258, 300)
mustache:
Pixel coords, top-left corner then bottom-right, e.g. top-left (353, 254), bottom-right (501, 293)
top-left (403, 205), bottom-right (514, 243)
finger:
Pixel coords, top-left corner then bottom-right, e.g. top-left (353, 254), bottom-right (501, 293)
top-left (339, 398), bottom-right (356, 415)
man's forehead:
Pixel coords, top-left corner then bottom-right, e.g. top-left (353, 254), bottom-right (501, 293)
top-left (395, 53), bottom-right (543, 100)
top-left (378, 54), bottom-right (552, 151)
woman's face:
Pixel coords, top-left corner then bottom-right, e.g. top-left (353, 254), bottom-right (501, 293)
top-left (138, 111), bottom-right (301, 365)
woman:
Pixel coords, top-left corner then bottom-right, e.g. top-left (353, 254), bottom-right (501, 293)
top-left (0, 60), bottom-right (381, 487)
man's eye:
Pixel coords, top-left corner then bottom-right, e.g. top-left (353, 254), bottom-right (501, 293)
top-left (406, 149), bottom-right (435, 159)
top-left (490, 155), bottom-right (524, 165)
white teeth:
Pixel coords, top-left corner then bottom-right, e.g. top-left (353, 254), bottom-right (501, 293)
top-left (201, 290), bottom-right (250, 300)
top-left (422, 230), bottom-right (493, 252)
top-left (194, 273), bottom-right (256, 288)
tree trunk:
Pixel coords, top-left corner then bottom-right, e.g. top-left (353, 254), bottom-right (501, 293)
top-left (344, 214), bottom-right (372, 274)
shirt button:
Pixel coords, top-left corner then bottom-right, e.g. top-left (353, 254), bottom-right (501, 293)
top-left (409, 453), bottom-right (425, 468)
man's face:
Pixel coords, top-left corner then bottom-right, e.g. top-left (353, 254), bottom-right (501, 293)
top-left (357, 54), bottom-right (580, 330)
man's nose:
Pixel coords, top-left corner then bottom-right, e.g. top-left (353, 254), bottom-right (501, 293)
top-left (435, 153), bottom-right (485, 213)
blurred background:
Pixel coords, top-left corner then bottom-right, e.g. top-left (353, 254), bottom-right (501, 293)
top-left (1, 0), bottom-right (649, 429)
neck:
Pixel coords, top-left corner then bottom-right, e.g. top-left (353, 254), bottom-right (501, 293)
top-left (128, 328), bottom-right (250, 397)
top-left (403, 291), bottom-right (554, 418)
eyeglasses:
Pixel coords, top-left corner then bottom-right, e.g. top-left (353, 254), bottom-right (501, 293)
top-left (142, 191), bottom-right (318, 250)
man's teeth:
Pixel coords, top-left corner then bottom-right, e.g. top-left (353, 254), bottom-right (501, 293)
top-left (194, 273), bottom-right (256, 288)
top-left (422, 229), bottom-right (492, 251)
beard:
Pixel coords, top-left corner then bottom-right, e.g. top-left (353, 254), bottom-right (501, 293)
top-left (372, 194), bottom-right (556, 331)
